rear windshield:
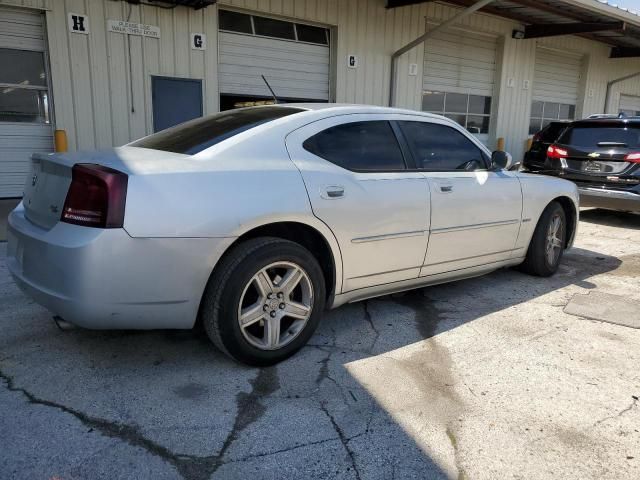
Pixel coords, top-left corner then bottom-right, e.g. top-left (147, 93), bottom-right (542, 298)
top-left (129, 106), bottom-right (303, 155)
top-left (559, 125), bottom-right (640, 149)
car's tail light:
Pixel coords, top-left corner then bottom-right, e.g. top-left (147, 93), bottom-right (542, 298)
top-left (624, 152), bottom-right (640, 163)
top-left (61, 164), bottom-right (128, 228)
top-left (547, 145), bottom-right (568, 159)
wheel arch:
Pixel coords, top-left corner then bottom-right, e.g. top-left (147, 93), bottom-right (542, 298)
top-left (217, 219), bottom-right (343, 302)
top-left (552, 195), bottom-right (579, 248)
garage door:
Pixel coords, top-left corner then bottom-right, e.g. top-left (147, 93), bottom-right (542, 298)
top-left (218, 9), bottom-right (330, 110)
top-left (619, 94), bottom-right (640, 116)
top-left (0, 8), bottom-right (53, 198)
top-left (529, 47), bottom-right (582, 134)
top-left (421, 27), bottom-right (497, 141)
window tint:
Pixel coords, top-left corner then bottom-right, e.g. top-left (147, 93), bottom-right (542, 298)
top-left (303, 121), bottom-right (406, 171)
top-left (559, 125), bottom-right (640, 149)
top-left (219, 10), bottom-right (253, 34)
top-left (539, 122), bottom-right (567, 142)
top-left (296, 24), bottom-right (328, 44)
top-left (129, 106), bottom-right (303, 155)
top-left (253, 16), bottom-right (295, 40)
top-left (399, 121), bottom-right (487, 171)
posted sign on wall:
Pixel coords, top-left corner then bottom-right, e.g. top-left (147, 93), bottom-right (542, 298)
top-left (107, 20), bottom-right (160, 38)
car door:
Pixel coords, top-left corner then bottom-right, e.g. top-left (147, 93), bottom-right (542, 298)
top-left (396, 119), bottom-right (523, 277)
top-left (286, 114), bottom-right (430, 292)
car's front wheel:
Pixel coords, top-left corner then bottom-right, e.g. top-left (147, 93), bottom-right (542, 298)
top-left (200, 237), bottom-right (326, 366)
top-left (519, 201), bottom-right (567, 277)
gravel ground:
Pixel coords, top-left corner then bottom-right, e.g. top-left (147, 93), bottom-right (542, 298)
top-left (1, 208), bottom-right (639, 480)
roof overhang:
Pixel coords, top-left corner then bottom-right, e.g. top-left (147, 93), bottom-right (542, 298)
top-left (124, 0), bottom-right (217, 10)
top-left (386, 0), bottom-right (640, 57)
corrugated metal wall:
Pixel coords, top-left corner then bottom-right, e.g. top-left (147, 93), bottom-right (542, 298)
top-left (0, 0), bottom-right (639, 162)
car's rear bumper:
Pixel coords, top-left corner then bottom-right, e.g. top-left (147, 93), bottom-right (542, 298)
top-left (578, 187), bottom-right (640, 212)
top-left (7, 203), bottom-right (234, 329)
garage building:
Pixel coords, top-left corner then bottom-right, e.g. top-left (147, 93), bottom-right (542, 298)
top-left (1, 0), bottom-right (640, 198)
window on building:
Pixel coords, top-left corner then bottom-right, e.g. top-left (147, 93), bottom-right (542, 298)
top-left (422, 91), bottom-right (491, 135)
top-left (219, 10), bottom-right (329, 46)
top-left (398, 121), bottom-right (488, 171)
top-left (0, 48), bottom-right (49, 123)
top-left (529, 101), bottom-right (575, 135)
top-left (253, 16), bottom-right (295, 40)
top-left (218, 10), bottom-right (253, 34)
top-left (303, 121), bottom-right (406, 172)
top-left (296, 24), bottom-right (328, 45)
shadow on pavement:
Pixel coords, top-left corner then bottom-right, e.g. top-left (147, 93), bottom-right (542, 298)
top-left (579, 208), bottom-right (640, 230)
top-left (0, 244), bottom-right (623, 480)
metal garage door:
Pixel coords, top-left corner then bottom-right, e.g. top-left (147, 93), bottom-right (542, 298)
top-left (218, 10), bottom-right (330, 108)
top-left (421, 27), bottom-right (497, 141)
top-left (0, 8), bottom-right (53, 198)
top-left (529, 47), bottom-right (583, 134)
top-left (619, 94), bottom-right (640, 116)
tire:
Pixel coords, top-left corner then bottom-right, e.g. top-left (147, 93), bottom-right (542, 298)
top-left (200, 237), bottom-right (326, 366)
top-left (519, 201), bottom-right (567, 277)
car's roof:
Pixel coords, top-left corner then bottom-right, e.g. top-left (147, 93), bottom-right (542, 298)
top-left (571, 117), bottom-right (640, 127)
top-left (276, 102), bottom-right (443, 119)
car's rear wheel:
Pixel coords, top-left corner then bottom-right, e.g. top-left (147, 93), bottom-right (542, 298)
top-left (519, 201), bottom-right (567, 277)
top-left (200, 237), bottom-right (325, 366)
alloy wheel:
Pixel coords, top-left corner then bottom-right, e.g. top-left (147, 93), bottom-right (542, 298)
top-left (237, 261), bottom-right (314, 351)
top-left (545, 214), bottom-right (564, 266)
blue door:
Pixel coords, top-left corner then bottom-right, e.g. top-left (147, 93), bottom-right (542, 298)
top-left (152, 76), bottom-right (203, 132)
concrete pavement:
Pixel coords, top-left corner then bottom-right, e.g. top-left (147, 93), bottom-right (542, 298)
top-left (1, 209), bottom-right (639, 480)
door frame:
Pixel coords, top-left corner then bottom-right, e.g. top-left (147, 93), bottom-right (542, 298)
top-left (151, 75), bottom-right (203, 133)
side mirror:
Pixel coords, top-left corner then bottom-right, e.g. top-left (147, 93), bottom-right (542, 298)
top-left (491, 150), bottom-right (513, 170)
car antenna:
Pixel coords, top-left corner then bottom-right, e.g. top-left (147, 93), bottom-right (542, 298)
top-left (261, 75), bottom-right (280, 104)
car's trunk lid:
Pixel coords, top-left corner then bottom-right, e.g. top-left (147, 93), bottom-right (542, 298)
top-left (561, 145), bottom-right (633, 175)
top-left (22, 147), bottom-right (190, 230)
top-left (23, 153), bottom-right (73, 230)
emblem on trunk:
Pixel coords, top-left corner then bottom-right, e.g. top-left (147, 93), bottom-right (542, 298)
top-left (31, 174), bottom-right (38, 186)
top-left (588, 152), bottom-right (601, 158)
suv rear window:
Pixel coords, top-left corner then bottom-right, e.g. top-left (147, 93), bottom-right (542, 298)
top-left (559, 124), bottom-right (640, 149)
top-left (129, 106), bottom-right (303, 155)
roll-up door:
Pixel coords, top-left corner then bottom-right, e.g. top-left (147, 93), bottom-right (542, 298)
top-left (421, 27), bottom-right (497, 141)
top-left (0, 7), bottom-right (53, 198)
top-left (529, 47), bottom-right (583, 135)
top-left (619, 94), bottom-right (640, 116)
top-left (218, 10), bottom-right (330, 109)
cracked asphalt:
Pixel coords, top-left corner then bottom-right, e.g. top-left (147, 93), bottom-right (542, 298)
top-left (1, 208), bottom-right (639, 480)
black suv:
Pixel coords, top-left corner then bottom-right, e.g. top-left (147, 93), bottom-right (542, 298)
top-left (523, 121), bottom-right (570, 171)
top-left (525, 118), bottom-right (640, 212)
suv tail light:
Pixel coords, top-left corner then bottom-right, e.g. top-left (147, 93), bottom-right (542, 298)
top-left (61, 164), bottom-right (128, 228)
top-left (547, 145), bottom-right (568, 159)
top-left (624, 152), bottom-right (640, 163)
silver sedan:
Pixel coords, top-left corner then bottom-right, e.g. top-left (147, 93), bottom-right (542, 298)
top-left (7, 105), bottom-right (579, 365)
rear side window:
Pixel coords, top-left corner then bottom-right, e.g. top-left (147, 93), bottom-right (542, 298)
top-left (303, 121), bottom-right (406, 171)
top-left (129, 106), bottom-right (303, 155)
top-left (559, 125), bottom-right (640, 149)
top-left (539, 123), bottom-right (567, 142)
top-left (398, 121), bottom-right (488, 171)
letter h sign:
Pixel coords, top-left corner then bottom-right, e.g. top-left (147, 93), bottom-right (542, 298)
top-left (68, 13), bottom-right (89, 34)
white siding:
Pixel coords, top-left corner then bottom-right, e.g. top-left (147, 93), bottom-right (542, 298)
top-left (532, 47), bottom-right (583, 105)
top-left (423, 28), bottom-right (498, 97)
top-left (0, 0), bottom-right (639, 165)
top-left (218, 31), bottom-right (330, 100)
top-left (619, 94), bottom-right (640, 114)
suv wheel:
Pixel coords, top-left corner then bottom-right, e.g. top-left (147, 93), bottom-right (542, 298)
top-left (200, 237), bottom-right (326, 366)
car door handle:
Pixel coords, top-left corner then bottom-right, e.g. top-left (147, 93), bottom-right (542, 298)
top-left (321, 185), bottom-right (345, 199)
top-left (440, 185), bottom-right (453, 193)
